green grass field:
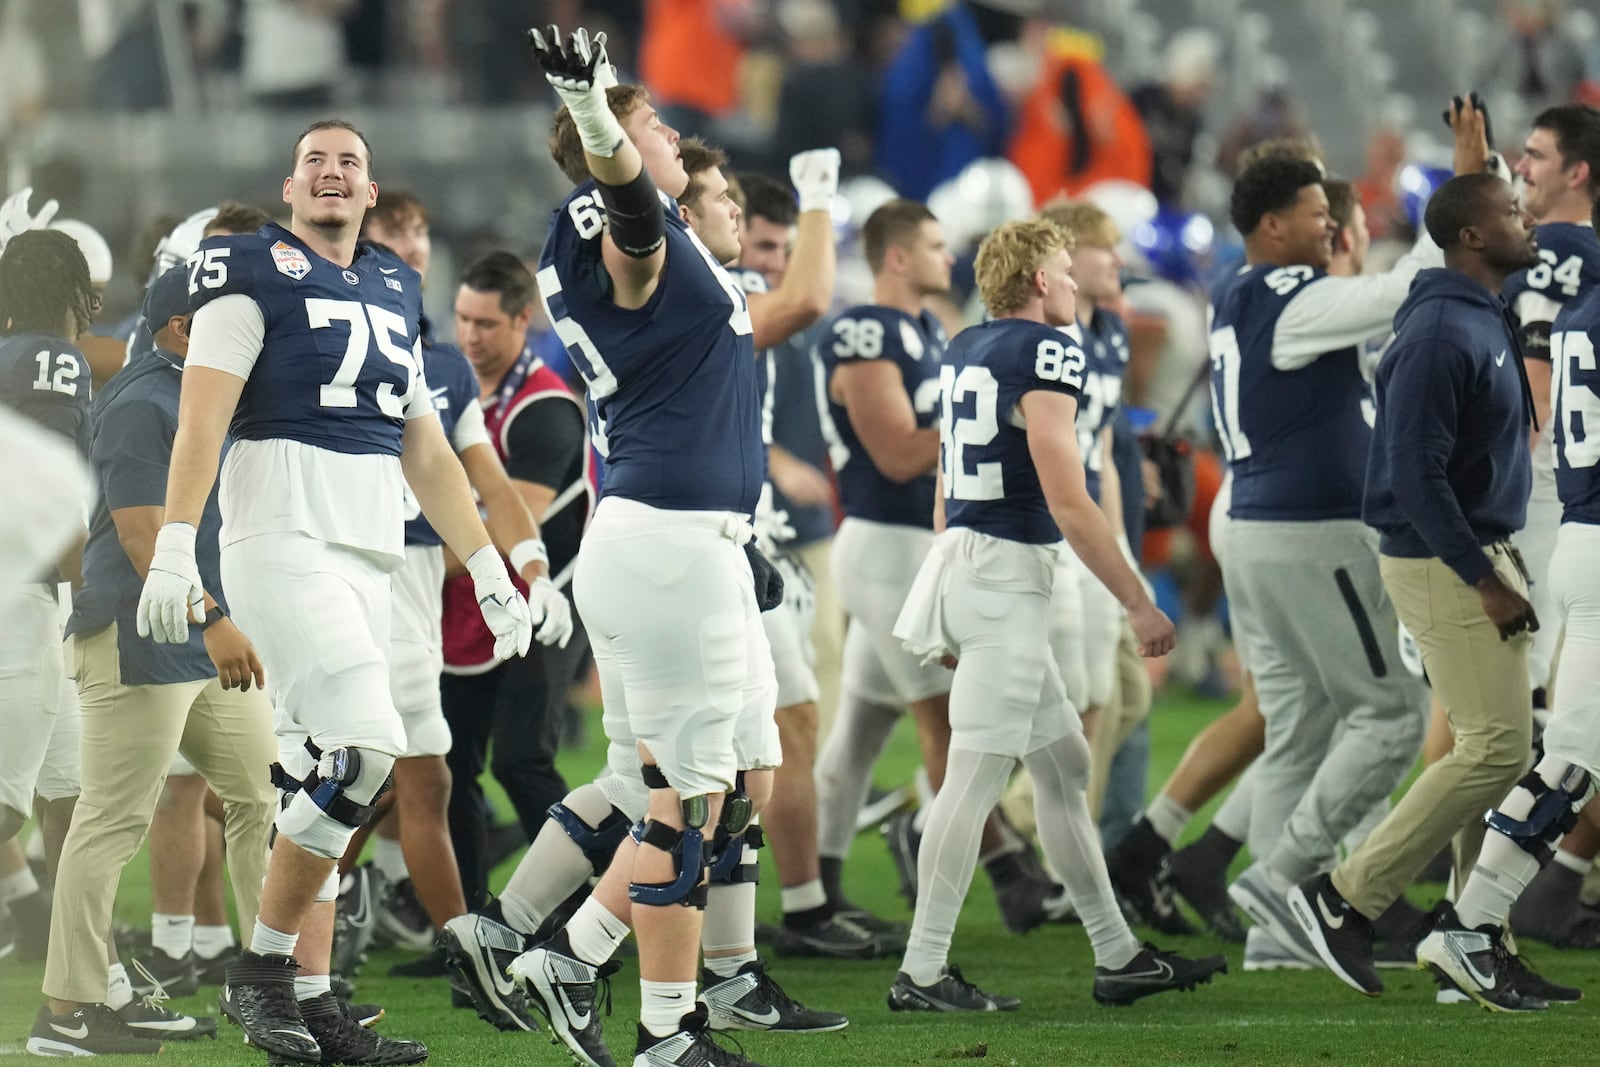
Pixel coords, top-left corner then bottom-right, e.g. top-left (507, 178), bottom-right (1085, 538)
top-left (4, 691), bottom-right (1598, 1066)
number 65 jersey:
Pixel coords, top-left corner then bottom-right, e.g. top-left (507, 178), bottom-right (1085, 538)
top-left (940, 318), bottom-right (1084, 544)
top-left (186, 222), bottom-right (430, 570)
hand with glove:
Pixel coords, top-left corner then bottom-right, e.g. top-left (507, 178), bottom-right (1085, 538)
top-left (524, 578), bottom-right (575, 648)
top-left (789, 148), bottom-right (842, 215)
top-left (528, 24), bottom-right (624, 158)
top-left (136, 523), bottom-right (207, 644)
top-left (744, 542), bottom-right (786, 613)
top-left (467, 545), bottom-right (534, 660)
top-left (0, 187), bottom-right (59, 250)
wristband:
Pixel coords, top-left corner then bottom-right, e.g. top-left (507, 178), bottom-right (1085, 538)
top-left (509, 538), bottom-right (549, 575)
top-left (565, 90), bottom-right (626, 159)
top-left (154, 522), bottom-right (198, 558)
top-left (465, 544), bottom-right (509, 583)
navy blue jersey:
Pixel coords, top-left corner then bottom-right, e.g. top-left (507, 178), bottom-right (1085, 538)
top-left (189, 222), bottom-right (425, 456)
top-left (405, 339), bottom-right (480, 546)
top-left (941, 318), bottom-right (1085, 544)
top-left (1209, 264), bottom-right (1373, 520)
top-left (820, 303), bottom-right (945, 527)
top-left (535, 181), bottom-right (763, 515)
top-left (1552, 287), bottom-right (1600, 525)
top-left (728, 267), bottom-right (777, 449)
top-left (0, 332), bottom-right (92, 456)
top-left (1077, 308), bottom-right (1130, 503)
top-left (1503, 222), bottom-right (1600, 357)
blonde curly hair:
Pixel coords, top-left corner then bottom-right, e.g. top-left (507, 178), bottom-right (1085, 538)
top-left (975, 218), bottom-right (1070, 316)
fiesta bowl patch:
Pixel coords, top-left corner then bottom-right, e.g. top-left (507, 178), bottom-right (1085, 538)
top-left (271, 241), bottom-right (311, 280)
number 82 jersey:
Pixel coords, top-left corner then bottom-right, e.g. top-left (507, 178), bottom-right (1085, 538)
top-left (941, 318), bottom-right (1084, 544)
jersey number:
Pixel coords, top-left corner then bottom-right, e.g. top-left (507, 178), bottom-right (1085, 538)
top-left (1553, 328), bottom-right (1600, 469)
top-left (1526, 252), bottom-right (1585, 298)
top-left (1034, 338), bottom-right (1085, 387)
top-left (938, 364), bottom-right (1003, 502)
top-left (832, 317), bottom-right (884, 359)
top-left (307, 299), bottom-right (418, 416)
top-left (1209, 325), bottom-right (1252, 461)
top-left (32, 351), bottom-right (79, 397)
top-left (186, 248), bottom-right (230, 295)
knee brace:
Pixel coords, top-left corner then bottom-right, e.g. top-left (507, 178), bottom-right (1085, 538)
top-left (315, 868), bottom-right (340, 903)
top-left (706, 772), bottom-right (757, 883)
top-left (275, 741), bottom-right (396, 860)
top-left (547, 800), bottom-right (633, 875)
top-left (1485, 764), bottom-right (1594, 860)
top-left (628, 816), bottom-right (709, 909)
top-left (708, 823), bottom-right (764, 886)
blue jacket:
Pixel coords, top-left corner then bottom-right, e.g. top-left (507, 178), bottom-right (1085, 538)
top-left (1363, 268), bottom-right (1533, 585)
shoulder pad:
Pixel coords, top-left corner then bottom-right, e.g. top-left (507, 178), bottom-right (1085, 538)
top-left (186, 232), bottom-right (278, 314)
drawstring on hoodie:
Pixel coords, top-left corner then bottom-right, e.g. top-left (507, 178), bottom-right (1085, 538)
top-left (1499, 303), bottom-right (1540, 434)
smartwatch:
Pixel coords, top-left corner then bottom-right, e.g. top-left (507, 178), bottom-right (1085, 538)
top-left (196, 605), bottom-right (227, 631)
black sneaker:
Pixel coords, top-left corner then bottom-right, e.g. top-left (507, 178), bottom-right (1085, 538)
top-left (1502, 950), bottom-right (1582, 1004)
top-left (986, 851), bottom-right (1074, 936)
top-left (634, 1005), bottom-right (772, 1067)
top-left (376, 878), bottom-right (434, 952)
top-left (334, 865), bottom-right (388, 980)
top-left (1092, 943), bottom-right (1227, 1006)
top-left (507, 931), bottom-right (619, 1067)
top-left (855, 785), bottom-right (912, 834)
top-left (701, 960), bottom-right (848, 1033)
top-left (831, 900), bottom-right (909, 940)
top-left (131, 947), bottom-right (200, 998)
top-left (887, 965), bottom-right (1020, 1012)
top-left (1163, 847), bottom-right (1246, 943)
top-left (389, 944), bottom-right (450, 978)
top-left (1106, 820), bottom-right (1196, 937)
top-left (439, 911), bottom-right (541, 1032)
top-left (882, 811), bottom-right (921, 906)
top-left (118, 966), bottom-right (219, 1041)
top-left (27, 1004), bottom-right (165, 1056)
top-left (344, 1001), bottom-right (387, 1028)
top-left (264, 993), bottom-right (427, 1065)
top-left (1287, 874), bottom-right (1381, 995)
top-left (1415, 908), bottom-right (1548, 1013)
top-left (196, 949), bottom-right (236, 987)
top-left (218, 950), bottom-right (320, 1060)
top-left (773, 912), bottom-right (895, 959)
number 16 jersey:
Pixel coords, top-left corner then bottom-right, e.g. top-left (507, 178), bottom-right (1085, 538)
top-left (186, 222), bottom-right (431, 570)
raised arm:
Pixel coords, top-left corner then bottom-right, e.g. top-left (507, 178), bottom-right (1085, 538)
top-left (745, 150), bottom-right (840, 348)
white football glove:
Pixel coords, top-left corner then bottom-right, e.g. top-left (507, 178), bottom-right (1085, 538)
top-left (467, 546), bottom-right (534, 660)
top-left (524, 576), bottom-right (575, 649)
top-left (136, 523), bottom-right (206, 644)
top-left (789, 148), bottom-right (842, 214)
top-left (528, 24), bottom-right (624, 157)
top-left (0, 186), bottom-right (59, 250)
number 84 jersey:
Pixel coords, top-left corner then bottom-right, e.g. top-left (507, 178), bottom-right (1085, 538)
top-left (187, 222), bottom-right (429, 569)
top-left (941, 318), bottom-right (1084, 544)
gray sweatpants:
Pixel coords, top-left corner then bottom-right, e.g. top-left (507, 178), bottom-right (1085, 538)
top-left (1226, 519), bottom-right (1428, 884)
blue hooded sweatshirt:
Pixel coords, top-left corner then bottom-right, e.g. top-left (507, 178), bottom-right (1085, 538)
top-left (1363, 267), bottom-right (1534, 585)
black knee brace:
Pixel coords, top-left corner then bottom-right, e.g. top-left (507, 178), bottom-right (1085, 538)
top-left (547, 800), bottom-right (632, 875)
top-left (628, 818), bottom-right (709, 908)
top-left (1485, 765), bottom-right (1593, 861)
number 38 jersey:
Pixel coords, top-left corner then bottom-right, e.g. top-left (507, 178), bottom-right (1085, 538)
top-left (537, 180), bottom-right (764, 517)
top-left (1551, 286), bottom-right (1600, 525)
top-left (186, 222), bottom-right (430, 569)
top-left (941, 317), bottom-right (1084, 545)
top-left (1208, 264), bottom-right (1373, 521)
top-left (820, 304), bottom-right (945, 527)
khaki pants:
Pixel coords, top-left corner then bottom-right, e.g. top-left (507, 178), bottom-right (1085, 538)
top-left (799, 536), bottom-right (844, 739)
top-left (44, 623), bottom-right (277, 1004)
top-left (1088, 618), bottom-right (1154, 819)
top-left (1331, 548), bottom-right (1533, 918)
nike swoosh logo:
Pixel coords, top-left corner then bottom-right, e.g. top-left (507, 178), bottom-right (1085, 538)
top-left (1115, 958), bottom-right (1175, 982)
top-left (1316, 893), bottom-right (1345, 931)
top-left (380, 267), bottom-right (400, 275)
top-left (51, 1023), bottom-right (89, 1039)
top-left (346, 882), bottom-right (371, 926)
top-left (1495, 350), bottom-right (1507, 366)
top-left (1456, 942), bottom-right (1497, 989)
top-left (737, 1005), bottom-right (781, 1025)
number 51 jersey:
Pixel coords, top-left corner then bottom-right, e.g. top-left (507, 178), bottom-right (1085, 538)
top-left (941, 318), bottom-right (1084, 544)
top-left (187, 222), bottom-right (430, 568)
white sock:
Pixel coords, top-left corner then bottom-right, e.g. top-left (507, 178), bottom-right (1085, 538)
top-left (1025, 734), bottom-right (1140, 970)
top-left (249, 920), bottom-right (299, 958)
top-left (372, 836), bottom-right (409, 884)
top-left (813, 693), bottom-right (901, 861)
top-left (780, 879), bottom-right (827, 916)
top-left (1555, 848), bottom-right (1593, 875)
top-left (501, 784), bottom-right (613, 935)
top-left (899, 747), bottom-right (1012, 987)
top-left (152, 913), bottom-right (195, 959)
top-left (106, 964), bottom-right (133, 1010)
top-left (1144, 794), bottom-right (1194, 848)
top-left (704, 949), bottom-right (757, 979)
top-left (193, 924), bottom-right (236, 960)
top-left (563, 895), bottom-right (630, 966)
top-left (1454, 757), bottom-right (1580, 930)
top-left (0, 866), bottom-right (39, 905)
top-left (639, 979), bottom-right (697, 1037)
top-left (294, 974), bottom-right (332, 1002)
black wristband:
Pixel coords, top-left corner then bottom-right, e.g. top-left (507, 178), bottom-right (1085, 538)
top-left (595, 168), bottom-right (665, 259)
top-left (195, 604), bottom-right (226, 631)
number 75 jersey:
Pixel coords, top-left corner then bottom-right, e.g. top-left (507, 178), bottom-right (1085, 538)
top-left (940, 318), bottom-right (1084, 545)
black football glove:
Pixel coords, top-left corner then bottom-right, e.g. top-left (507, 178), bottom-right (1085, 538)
top-left (744, 542), bottom-right (785, 613)
top-left (528, 24), bottom-right (615, 94)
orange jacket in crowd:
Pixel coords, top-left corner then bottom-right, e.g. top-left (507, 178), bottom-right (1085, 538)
top-left (1009, 29), bottom-right (1153, 204)
top-left (639, 0), bottom-right (749, 118)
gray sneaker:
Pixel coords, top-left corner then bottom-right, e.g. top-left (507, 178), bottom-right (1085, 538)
top-left (1229, 863), bottom-right (1321, 968)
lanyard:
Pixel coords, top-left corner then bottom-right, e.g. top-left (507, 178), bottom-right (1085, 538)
top-left (487, 348), bottom-right (538, 422)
